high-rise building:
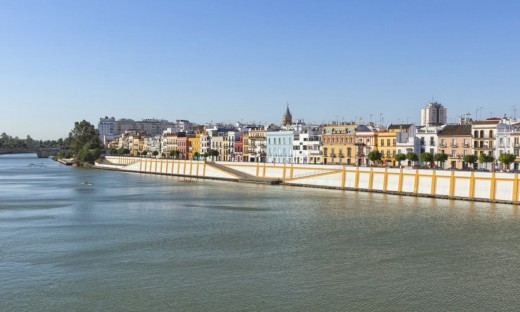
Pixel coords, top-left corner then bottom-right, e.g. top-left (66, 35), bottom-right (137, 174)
top-left (421, 102), bottom-right (447, 126)
top-left (98, 116), bottom-right (117, 145)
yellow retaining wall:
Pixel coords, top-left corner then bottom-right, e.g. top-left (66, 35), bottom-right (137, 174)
top-left (99, 157), bottom-right (520, 204)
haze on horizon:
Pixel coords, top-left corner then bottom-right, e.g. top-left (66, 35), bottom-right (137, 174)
top-left (1, 0), bottom-right (519, 140)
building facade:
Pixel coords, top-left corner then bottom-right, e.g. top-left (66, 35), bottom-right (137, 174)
top-left (266, 131), bottom-right (294, 164)
top-left (421, 102), bottom-right (447, 127)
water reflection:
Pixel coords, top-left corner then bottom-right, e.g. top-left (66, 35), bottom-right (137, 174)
top-left (2, 156), bottom-right (520, 311)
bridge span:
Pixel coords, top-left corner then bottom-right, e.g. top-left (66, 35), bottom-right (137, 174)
top-left (0, 148), bottom-right (60, 158)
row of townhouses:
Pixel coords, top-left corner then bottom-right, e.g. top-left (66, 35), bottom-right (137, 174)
top-left (99, 103), bottom-right (520, 170)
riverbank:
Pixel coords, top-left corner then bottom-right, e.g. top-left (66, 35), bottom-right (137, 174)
top-left (95, 156), bottom-right (520, 205)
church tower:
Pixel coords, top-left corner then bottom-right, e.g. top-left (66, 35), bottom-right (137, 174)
top-left (282, 103), bottom-right (292, 127)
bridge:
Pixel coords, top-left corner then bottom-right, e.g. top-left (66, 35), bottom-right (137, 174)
top-left (0, 148), bottom-right (61, 158)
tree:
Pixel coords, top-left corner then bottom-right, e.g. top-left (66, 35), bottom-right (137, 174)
top-left (463, 154), bottom-right (478, 169)
top-left (25, 135), bottom-right (37, 148)
top-left (141, 150), bottom-right (148, 156)
top-left (498, 153), bottom-right (516, 171)
top-left (367, 150), bottom-right (382, 165)
top-left (434, 153), bottom-right (448, 168)
top-left (207, 149), bottom-right (219, 161)
top-left (152, 151), bottom-right (159, 157)
top-left (68, 120), bottom-right (101, 153)
top-left (193, 152), bottom-right (200, 160)
top-left (419, 152), bottom-right (434, 168)
top-left (395, 153), bottom-right (407, 167)
top-left (406, 152), bottom-right (419, 167)
top-left (478, 153), bottom-right (494, 170)
top-left (170, 150), bottom-right (180, 159)
top-left (77, 144), bottom-right (100, 163)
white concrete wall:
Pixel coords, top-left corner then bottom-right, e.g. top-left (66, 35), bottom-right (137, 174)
top-left (99, 156), bottom-right (520, 203)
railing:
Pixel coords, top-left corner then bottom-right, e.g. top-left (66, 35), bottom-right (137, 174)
top-left (473, 135), bottom-right (496, 139)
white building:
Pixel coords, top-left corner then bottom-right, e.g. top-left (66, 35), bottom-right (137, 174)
top-left (98, 116), bottom-right (117, 145)
top-left (393, 124), bottom-right (421, 156)
top-left (266, 130), bottom-right (294, 163)
top-left (293, 127), bottom-right (321, 164)
top-left (200, 134), bottom-right (210, 157)
top-left (416, 126), bottom-right (444, 155)
top-left (144, 135), bottom-right (162, 156)
top-left (421, 102), bottom-right (447, 127)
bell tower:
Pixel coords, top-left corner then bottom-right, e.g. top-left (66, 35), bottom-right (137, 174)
top-left (282, 103), bottom-right (292, 127)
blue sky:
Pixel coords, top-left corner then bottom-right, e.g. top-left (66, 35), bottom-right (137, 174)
top-left (1, 0), bottom-right (519, 139)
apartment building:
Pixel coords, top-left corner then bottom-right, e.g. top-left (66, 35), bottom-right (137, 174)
top-left (437, 124), bottom-right (472, 169)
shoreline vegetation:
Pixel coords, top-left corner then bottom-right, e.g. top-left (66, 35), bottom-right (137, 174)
top-left (52, 120), bottom-right (103, 167)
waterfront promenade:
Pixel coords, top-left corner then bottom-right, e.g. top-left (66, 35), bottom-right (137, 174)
top-left (96, 156), bottom-right (520, 205)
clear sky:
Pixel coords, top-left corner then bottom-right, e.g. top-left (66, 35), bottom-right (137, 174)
top-left (1, 0), bottom-right (519, 139)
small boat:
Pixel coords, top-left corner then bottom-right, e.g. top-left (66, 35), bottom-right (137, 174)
top-left (81, 181), bottom-right (93, 186)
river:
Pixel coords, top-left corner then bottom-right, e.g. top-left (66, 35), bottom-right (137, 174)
top-left (2, 154), bottom-right (520, 311)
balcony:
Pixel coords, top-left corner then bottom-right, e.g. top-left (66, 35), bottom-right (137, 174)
top-left (472, 135), bottom-right (496, 139)
top-left (451, 144), bottom-right (458, 148)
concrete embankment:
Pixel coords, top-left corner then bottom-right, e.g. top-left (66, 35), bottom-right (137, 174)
top-left (95, 156), bottom-right (520, 205)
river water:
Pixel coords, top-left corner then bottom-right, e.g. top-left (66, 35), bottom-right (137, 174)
top-left (2, 154), bottom-right (520, 311)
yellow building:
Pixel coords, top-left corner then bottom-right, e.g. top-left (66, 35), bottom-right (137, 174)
top-left (377, 131), bottom-right (397, 165)
top-left (321, 123), bottom-right (357, 165)
top-left (188, 134), bottom-right (201, 159)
